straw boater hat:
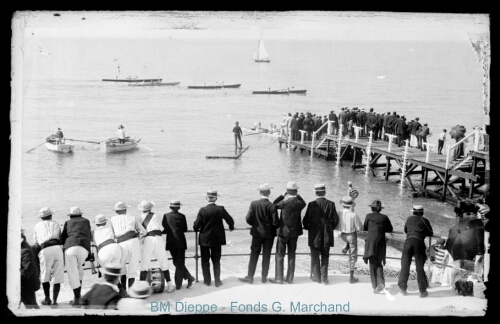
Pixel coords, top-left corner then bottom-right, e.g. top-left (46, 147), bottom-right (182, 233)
top-left (314, 183), bottom-right (326, 192)
top-left (101, 262), bottom-right (124, 277)
top-left (368, 200), bottom-right (384, 209)
top-left (340, 196), bottom-right (355, 207)
top-left (286, 181), bottom-right (299, 190)
top-left (412, 205), bottom-right (424, 213)
top-left (114, 201), bottom-right (130, 211)
top-left (206, 189), bottom-right (219, 197)
top-left (138, 200), bottom-right (155, 212)
top-left (127, 281), bottom-right (153, 299)
top-left (68, 206), bottom-right (83, 216)
top-left (170, 199), bottom-right (182, 208)
top-left (95, 214), bottom-right (107, 225)
top-left (436, 238), bottom-right (446, 245)
top-left (38, 207), bottom-right (53, 218)
top-left (258, 183), bottom-right (273, 191)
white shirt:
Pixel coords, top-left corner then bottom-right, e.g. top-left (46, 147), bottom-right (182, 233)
top-left (93, 223), bottom-right (116, 246)
top-left (117, 129), bottom-right (126, 139)
top-left (140, 212), bottom-right (164, 233)
top-left (337, 209), bottom-right (363, 233)
top-left (110, 214), bottom-right (146, 238)
top-left (438, 132), bottom-right (447, 141)
top-left (33, 220), bottom-right (61, 245)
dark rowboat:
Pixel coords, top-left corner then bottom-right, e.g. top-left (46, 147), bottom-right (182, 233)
top-left (102, 78), bottom-right (163, 83)
top-left (128, 82), bottom-right (180, 87)
top-left (252, 89), bottom-right (307, 95)
top-left (188, 84), bottom-right (241, 89)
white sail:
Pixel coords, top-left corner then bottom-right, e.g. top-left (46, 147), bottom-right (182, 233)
top-left (255, 38), bottom-right (270, 62)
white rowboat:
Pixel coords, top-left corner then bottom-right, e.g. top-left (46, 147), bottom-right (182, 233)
top-left (100, 137), bottom-right (141, 153)
top-left (45, 141), bottom-right (74, 153)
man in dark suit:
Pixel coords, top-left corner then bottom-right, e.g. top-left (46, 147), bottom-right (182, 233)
top-left (398, 205), bottom-right (433, 298)
top-left (239, 183), bottom-right (279, 284)
top-left (270, 181), bottom-right (306, 284)
top-left (411, 117), bottom-right (422, 148)
top-left (163, 199), bottom-right (195, 290)
top-left (394, 115), bottom-right (407, 147)
top-left (338, 108), bottom-right (348, 136)
top-left (193, 189), bottom-right (235, 287)
top-left (382, 111), bottom-right (392, 141)
top-left (328, 110), bottom-right (339, 135)
top-left (302, 184), bottom-right (339, 285)
top-left (290, 114), bottom-right (299, 141)
top-left (297, 113), bottom-right (305, 134)
top-left (419, 123), bottom-right (431, 151)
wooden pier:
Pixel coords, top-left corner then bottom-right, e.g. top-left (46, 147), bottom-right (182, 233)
top-left (278, 130), bottom-right (488, 203)
top-left (206, 145), bottom-right (249, 159)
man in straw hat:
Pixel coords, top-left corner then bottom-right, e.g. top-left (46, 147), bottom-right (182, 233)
top-left (116, 280), bottom-right (153, 311)
top-left (92, 214), bottom-right (122, 272)
top-left (362, 200), bottom-right (393, 293)
top-left (336, 196), bottom-right (363, 284)
top-left (302, 184), bottom-right (339, 285)
top-left (61, 206), bottom-right (92, 307)
top-left (32, 207), bottom-right (64, 307)
top-left (55, 127), bottom-right (64, 145)
top-left (110, 201), bottom-right (147, 291)
top-left (137, 200), bottom-right (175, 293)
top-left (163, 199), bottom-right (195, 290)
top-left (398, 205), bottom-right (433, 298)
top-left (270, 181), bottom-right (306, 284)
top-left (117, 125), bottom-right (126, 143)
top-left (239, 183), bottom-right (279, 284)
top-left (80, 262), bottom-right (124, 309)
top-left (193, 189), bottom-right (235, 287)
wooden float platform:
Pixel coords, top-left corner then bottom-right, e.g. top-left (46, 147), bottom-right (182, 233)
top-left (206, 145), bottom-right (249, 159)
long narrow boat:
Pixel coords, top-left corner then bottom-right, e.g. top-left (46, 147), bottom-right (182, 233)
top-left (252, 89), bottom-right (307, 95)
top-left (128, 81), bottom-right (180, 87)
top-left (100, 137), bottom-right (141, 153)
top-left (102, 78), bottom-right (163, 83)
top-left (240, 126), bottom-right (281, 138)
top-left (45, 138), bottom-right (74, 153)
top-left (187, 84), bottom-right (241, 89)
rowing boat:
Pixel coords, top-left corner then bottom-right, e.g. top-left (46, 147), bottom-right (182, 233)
top-left (45, 138), bottom-right (74, 153)
top-left (128, 82), bottom-right (180, 87)
top-left (102, 77), bottom-right (163, 83)
top-left (252, 89), bottom-right (307, 95)
top-left (241, 126), bottom-right (281, 138)
top-left (187, 84), bottom-right (241, 89)
top-left (100, 137), bottom-right (141, 153)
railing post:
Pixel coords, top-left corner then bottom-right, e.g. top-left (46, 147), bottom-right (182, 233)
top-left (422, 142), bottom-right (435, 163)
top-left (310, 132), bottom-right (315, 158)
top-left (327, 121), bottom-right (332, 135)
top-left (474, 128), bottom-right (479, 151)
top-left (445, 144), bottom-right (451, 169)
top-left (287, 127), bottom-right (292, 151)
top-left (300, 130), bottom-right (306, 144)
top-left (365, 131), bottom-right (373, 175)
top-left (336, 125), bottom-right (343, 166)
top-left (400, 140), bottom-right (409, 188)
top-left (353, 126), bottom-right (362, 143)
top-left (386, 134), bottom-right (397, 152)
top-left (195, 231), bottom-right (199, 283)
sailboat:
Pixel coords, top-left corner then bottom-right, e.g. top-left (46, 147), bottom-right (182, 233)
top-left (253, 36), bottom-right (270, 63)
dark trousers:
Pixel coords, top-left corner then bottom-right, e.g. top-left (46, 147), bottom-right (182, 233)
top-left (397, 133), bottom-right (405, 147)
top-left (118, 139), bottom-right (125, 144)
top-left (310, 246), bottom-right (330, 282)
top-left (169, 248), bottom-right (193, 288)
top-left (438, 139), bottom-right (444, 154)
top-left (200, 245), bottom-right (222, 284)
top-left (21, 288), bottom-right (39, 309)
top-left (235, 135), bottom-right (242, 148)
top-left (372, 127), bottom-right (379, 140)
top-left (275, 236), bottom-right (298, 282)
top-left (417, 135), bottom-right (423, 149)
top-left (306, 130), bottom-right (312, 141)
top-left (247, 236), bottom-right (274, 278)
top-left (398, 238), bottom-right (429, 293)
top-left (368, 256), bottom-right (385, 289)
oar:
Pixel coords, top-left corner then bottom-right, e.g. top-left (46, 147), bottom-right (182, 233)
top-left (66, 138), bottom-right (101, 144)
top-left (26, 141), bottom-right (46, 153)
top-left (244, 132), bottom-right (261, 136)
top-left (140, 144), bottom-right (154, 152)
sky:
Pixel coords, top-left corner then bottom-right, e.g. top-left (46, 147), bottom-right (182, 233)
top-left (13, 11), bottom-right (490, 42)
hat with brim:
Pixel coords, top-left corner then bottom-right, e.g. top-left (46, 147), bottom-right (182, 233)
top-left (101, 263), bottom-right (124, 277)
top-left (68, 206), bottom-right (83, 216)
top-left (341, 196), bottom-right (355, 207)
top-left (314, 183), bottom-right (326, 192)
top-left (411, 205), bottom-right (424, 212)
top-left (258, 183), bottom-right (273, 191)
top-left (127, 281), bottom-right (153, 299)
top-left (114, 201), bottom-right (130, 211)
top-left (170, 199), bottom-right (182, 208)
top-left (368, 200), bottom-right (384, 209)
top-left (38, 207), bottom-right (53, 218)
top-left (95, 214), bottom-right (107, 225)
top-left (206, 189), bottom-right (219, 197)
top-left (138, 200), bottom-right (155, 212)
top-left (436, 238), bottom-right (446, 245)
top-left (286, 181), bottom-right (299, 190)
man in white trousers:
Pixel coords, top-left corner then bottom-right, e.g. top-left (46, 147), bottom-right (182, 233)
top-left (92, 214), bottom-right (122, 270)
top-left (61, 206), bottom-right (92, 307)
top-left (33, 207), bottom-right (64, 307)
top-left (137, 200), bottom-right (175, 293)
top-left (110, 201), bottom-right (147, 291)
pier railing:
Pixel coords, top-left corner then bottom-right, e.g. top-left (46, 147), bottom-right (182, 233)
top-left (445, 128), bottom-right (488, 169)
top-left (310, 121), bottom-right (333, 157)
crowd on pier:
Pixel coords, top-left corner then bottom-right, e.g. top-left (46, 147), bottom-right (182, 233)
top-left (20, 180), bottom-right (490, 310)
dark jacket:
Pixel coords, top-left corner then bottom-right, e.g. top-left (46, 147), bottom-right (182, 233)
top-left (377, 115), bottom-right (384, 128)
top-left (163, 211), bottom-right (188, 250)
top-left (297, 116), bottom-right (304, 130)
top-left (394, 118), bottom-right (407, 135)
top-left (246, 198), bottom-right (279, 239)
top-left (404, 214), bottom-right (433, 241)
top-left (357, 111), bottom-right (367, 125)
top-left (383, 114), bottom-right (391, 128)
top-left (387, 115), bottom-right (397, 130)
top-left (410, 121), bottom-right (422, 135)
top-left (303, 117), bottom-right (312, 131)
top-left (193, 203), bottom-right (235, 246)
top-left (290, 117), bottom-right (299, 131)
top-left (61, 216), bottom-right (92, 252)
top-left (273, 195), bottom-right (306, 238)
top-left (328, 113), bottom-right (339, 126)
top-left (302, 197), bottom-right (339, 248)
top-left (80, 284), bottom-right (122, 309)
top-left (21, 238), bottom-right (40, 293)
top-left (338, 112), bottom-right (348, 125)
top-left (419, 126), bottom-right (430, 138)
top-left (362, 212), bottom-right (393, 264)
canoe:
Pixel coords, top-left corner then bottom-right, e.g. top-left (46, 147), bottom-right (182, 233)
top-left (128, 82), bottom-right (180, 87)
top-left (45, 140), bottom-right (74, 153)
top-left (187, 84), bottom-right (241, 89)
top-left (102, 78), bottom-right (163, 83)
top-left (100, 137), bottom-right (141, 153)
top-left (240, 126), bottom-right (281, 138)
top-left (252, 89), bottom-right (307, 94)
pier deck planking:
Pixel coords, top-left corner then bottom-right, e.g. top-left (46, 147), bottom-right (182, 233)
top-left (206, 145), bottom-right (249, 159)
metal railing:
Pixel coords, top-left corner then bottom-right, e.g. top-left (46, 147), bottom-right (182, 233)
top-left (445, 129), bottom-right (488, 169)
